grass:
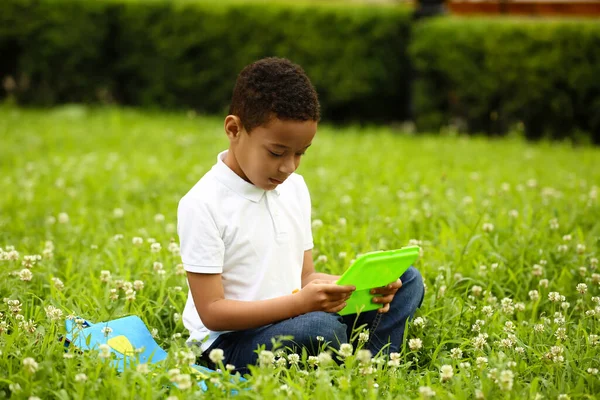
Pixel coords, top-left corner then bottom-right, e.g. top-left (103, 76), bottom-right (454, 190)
top-left (0, 103), bottom-right (599, 399)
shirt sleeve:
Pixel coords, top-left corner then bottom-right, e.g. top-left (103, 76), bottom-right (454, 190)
top-left (297, 175), bottom-right (314, 251)
top-left (177, 196), bottom-right (225, 273)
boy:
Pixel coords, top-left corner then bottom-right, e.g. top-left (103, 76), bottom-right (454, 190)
top-left (178, 57), bottom-right (424, 371)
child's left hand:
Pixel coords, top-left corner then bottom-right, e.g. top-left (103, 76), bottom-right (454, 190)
top-left (370, 279), bottom-right (403, 313)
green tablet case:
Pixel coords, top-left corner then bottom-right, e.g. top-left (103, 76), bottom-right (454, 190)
top-left (336, 245), bottom-right (420, 316)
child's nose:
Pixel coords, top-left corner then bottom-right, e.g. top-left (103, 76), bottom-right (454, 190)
top-left (279, 157), bottom-right (296, 174)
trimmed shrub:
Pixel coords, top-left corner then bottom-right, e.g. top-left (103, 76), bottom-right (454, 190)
top-left (0, 0), bottom-right (413, 123)
top-left (0, 0), bottom-right (115, 104)
top-left (410, 17), bottom-right (600, 142)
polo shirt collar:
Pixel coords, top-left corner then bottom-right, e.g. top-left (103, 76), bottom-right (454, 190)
top-left (213, 150), bottom-right (279, 202)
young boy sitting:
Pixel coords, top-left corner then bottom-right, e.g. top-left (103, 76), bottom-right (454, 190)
top-left (177, 57), bottom-right (424, 372)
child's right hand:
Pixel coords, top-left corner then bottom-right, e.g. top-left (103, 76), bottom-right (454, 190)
top-left (297, 280), bottom-right (355, 314)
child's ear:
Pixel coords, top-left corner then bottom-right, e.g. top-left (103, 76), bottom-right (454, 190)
top-left (224, 115), bottom-right (244, 141)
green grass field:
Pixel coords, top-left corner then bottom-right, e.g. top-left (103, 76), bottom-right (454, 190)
top-left (1, 104), bottom-right (599, 399)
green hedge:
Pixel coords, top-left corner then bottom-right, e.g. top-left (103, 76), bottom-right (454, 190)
top-left (2, 1), bottom-right (600, 141)
top-left (410, 18), bottom-right (600, 142)
top-left (0, 0), bottom-right (413, 123)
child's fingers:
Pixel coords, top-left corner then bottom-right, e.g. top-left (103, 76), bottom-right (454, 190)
top-left (370, 279), bottom-right (402, 294)
top-left (330, 300), bottom-right (348, 314)
top-left (372, 294), bottom-right (395, 305)
top-left (324, 283), bottom-right (355, 293)
top-left (377, 303), bottom-right (390, 313)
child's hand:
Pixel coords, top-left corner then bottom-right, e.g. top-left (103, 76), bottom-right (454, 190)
top-left (297, 280), bottom-right (355, 314)
top-left (371, 279), bottom-right (403, 313)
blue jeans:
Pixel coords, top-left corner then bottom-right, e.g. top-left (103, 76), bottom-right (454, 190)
top-left (199, 266), bottom-right (424, 373)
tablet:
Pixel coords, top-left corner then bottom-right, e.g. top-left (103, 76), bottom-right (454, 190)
top-left (336, 245), bottom-right (420, 316)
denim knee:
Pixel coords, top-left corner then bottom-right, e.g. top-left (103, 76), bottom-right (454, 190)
top-left (400, 266), bottom-right (425, 309)
top-left (289, 312), bottom-right (348, 350)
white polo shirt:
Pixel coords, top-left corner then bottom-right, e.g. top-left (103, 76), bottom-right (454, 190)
top-left (178, 150), bottom-right (313, 351)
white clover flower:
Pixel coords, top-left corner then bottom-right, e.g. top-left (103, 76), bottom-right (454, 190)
top-left (577, 244), bottom-right (586, 254)
top-left (136, 363), bottom-right (149, 374)
top-left (132, 237), bottom-right (143, 246)
top-left (151, 328), bottom-right (159, 338)
top-left (356, 349), bottom-right (372, 364)
top-left (339, 343), bottom-right (353, 358)
top-left (311, 219), bottom-right (323, 229)
top-left (358, 330), bottom-right (369, 343)
top-left (555, 327), bottom-right (568, 340)
top-left (316, 255), bottom-right (328, 264)
top-left (44, 305), bottom-right (63, 321)
top-left (409, 338), bottom-right (423, 351)
top-left (74, 373), bottom-right (87, 382)
top-left (100, 270), bottom-right (111, 282)
top-left (450, 347), bottom-right (463, 359)
top-left (529, 290), bottom-right (540, 301)
top-left (226, 364), bottom-right (235, 371)
top-left (413, 317), bottom-right (426, 328)
top-left (307, 356), bottom-right (319, 366)
top-left (548, 292), bottom-right (562, 302)
top-left (150, 242), bottom-right (161, 253)
top-left (338, 217), bottom-right (347, 227)
top-left (316, 335), bottom-right (324, 342)
top-left (576, 283), bottom-right (588, 294)
top-left (258, 350), bottom-right (275, 367)
top-left (153, 262), bottom-right (163, 271)
top-left (154, 213), bottom-right (165, 223)
top-left (101, 326), bottom-right (113, 337)
top-left (476, 356), bottom-right (488, 368)
top-left (557, 244), bottom-right (569, 253)
top-left (125, 289), bottom-right (136, 302)
top-left (472, 333), bottom-right (488, 350)
top-left (500, 298), bottom-right (515, 315)
top-left (418, 386), bottom-right (436, 398)
top-left (133, 280), bottom-right (144, 291)
top-left (168, 241), bottom-right (180, 255)
top-left (440, 364), bottom-right (453, 381)
top-left (471, 285), bottom-right (483, 297)
top-left (504, 321), bottom-right (516, 332)
top-left (587, 368), bottom-right (598, 375)
top-left (98, 344), bottom-right (111, 358)
top-left (58, 212), bottom-right (69, 224)
top-left (515, 346), bottom-right (525, 354)
top-left (173, 313), bottom-right (181, 323)
top-left (482, 223), bottom-right (494, 233)
top-left (19, 269), bottom-right (33, 281)
top-left (176, 373), bottom-right (192, 390)
top-left (275, 356), bottom-right (287, 368)
top-left (508, 209), bottom-right (519, 218)
top-left (317, 352), bottom-right (333, 365)
top-left (23, 357), bottom-right (38, 374)
top-left (532, 264), bottom-right (543, 276)
top-left (113, 208), bottom-right (124, 218)
top-left (498, 369), bottom-right (514, 391)
top-left (562, 234), bottom-right (572, 242)
top-left (287, 353), bottom-right (300, 365)
top-left (539, 279), bottom-right (549, 288)
top-left (113, 234), bottom-right (124, 241)
top-left (51, 277), bottom-right (64, 291)
top-left (481, 305), bottom-right (494, 317)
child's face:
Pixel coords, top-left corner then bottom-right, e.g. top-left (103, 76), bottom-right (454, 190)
top-left (225, 116), bottom-right (317, 190)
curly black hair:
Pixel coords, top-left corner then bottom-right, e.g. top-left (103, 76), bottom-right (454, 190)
top-left (229, 57), bottom-right (320, 133)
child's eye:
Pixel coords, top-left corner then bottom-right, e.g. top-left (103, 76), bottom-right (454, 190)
top-left (296, 152), bottom-right (306, 156)
top-left (269, 151), bottom-right (283, 157)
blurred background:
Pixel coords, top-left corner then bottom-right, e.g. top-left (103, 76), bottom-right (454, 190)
top-left (1, 0), bottom-right (599, 143)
